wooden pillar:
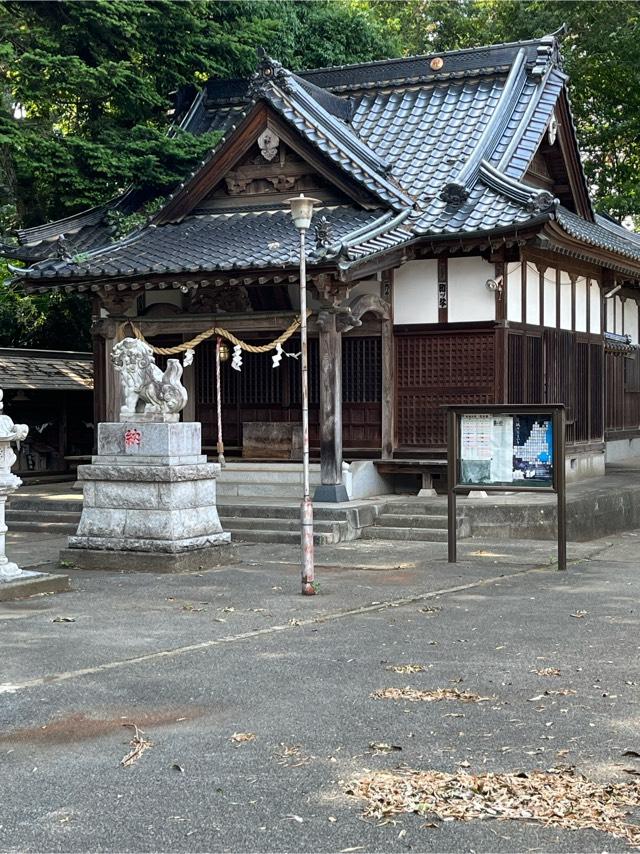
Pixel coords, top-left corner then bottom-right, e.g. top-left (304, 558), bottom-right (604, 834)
top-left (314, 310), bottom-right (348, 503)
top-left (381, 315), bottom-right (394, 459)
top-left (92, 318), bottom-right (124, 426)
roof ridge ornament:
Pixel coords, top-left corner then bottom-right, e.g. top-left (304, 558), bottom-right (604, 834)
top-left (250, 47), bottom-right (293, 97)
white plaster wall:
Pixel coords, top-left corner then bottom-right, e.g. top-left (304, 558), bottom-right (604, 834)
top-left (575, 276), bottom-right (588, 333)
top-left (507, 262), bottom-right (522, 323)
top-left (525, 264), bottom-right (540, 325)
top-left (393, 260), bottom-right (439, 324)
top-left (625, 299), bottom-right (639, 344)
top-left (447, 257), bottom-right (495, 322)
top-left (559, 271), bottom-right (572, 330)
top-left (543, 272), bottom-right (556, 327)
top-left (590, 280), bottom-right (601, 334)
top-left (615, 295), bottom-right (624, 335)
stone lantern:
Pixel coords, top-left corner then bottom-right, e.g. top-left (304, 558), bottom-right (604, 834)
top-left (0, 389), bottom-right (29, 579)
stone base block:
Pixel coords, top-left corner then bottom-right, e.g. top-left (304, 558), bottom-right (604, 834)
top-left (313, 482), bottom-right (350, 503)
top-left (59, 545), bottom-right (235, 574)
top-left (0, 571), bottom-right (71, 601)
top-left (68, 531), bottom-right (231, 553)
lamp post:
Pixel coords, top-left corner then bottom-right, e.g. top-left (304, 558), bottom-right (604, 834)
top-left (287, 194), bottom-right (320, 596)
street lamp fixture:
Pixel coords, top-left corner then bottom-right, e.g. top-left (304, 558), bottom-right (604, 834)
top-left (287, 194), bottom-right (321, 596)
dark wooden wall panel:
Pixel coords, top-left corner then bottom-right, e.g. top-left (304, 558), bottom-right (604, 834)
top-left (394, 329), bottom-right (495, 450)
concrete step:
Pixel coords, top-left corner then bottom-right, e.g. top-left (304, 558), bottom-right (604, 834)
top-left (220, 516), bottom-right (346, 536)
top-left (376, 514), bottom-right (449, 529)
top-left (217, 462), bottom-right (323, 499)
top-left (218, 502), bottom-right (356, 522)
top-left (383, 503), bottom-right (447, 516)
top-left (225, 528), bottom-right (336, 546)
top-left (8, 498), bottom-right (83, 513)
top-left (7, 520), bottom-right (79, 535)
top-left (362, 525), bottom-right (448, 542)
top-left (6, 509), bottom-right (81, 524)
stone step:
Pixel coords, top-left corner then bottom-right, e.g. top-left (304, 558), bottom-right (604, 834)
top-left (217, 502), bottom-right (357, 522)
top-left (8, 499), bottom-right (83, 513)
top-left (6, 509), bottom-right (81, 524)
top-left (361, 525), bottom-right (449, 542)
top-left (7, 520), bottom-right (79, 535)
top-left (225, 528), bottom-right (336, 546)
top-left (383, 503), bottom-right (448, 516)
top-left (376, 514), bottom-right (450, 529)
top-left (220, 516), bottom-right (346, 536)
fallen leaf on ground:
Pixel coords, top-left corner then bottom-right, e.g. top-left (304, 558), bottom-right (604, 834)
top-left (531, 667), bottom-right (561, 677)
top-left (52, 616), bottom-right (75, 623)
top-left (346, 767), bottom-right (640, 848)
top-left (369, 742), bottom-right (402, 755)
top-left (121, 724), bottom-right (152, 767)
top-left (419, 606), bottom-right (441, 615)
top-left (623, 750), bottom-right (640, 758)
top-left (371, 687), bottom-right (491, 703)
top-left (386, 664), bottom-right (425, 674)
top-left (231, 732), bottom-right (255, 744)
top-left (275, 744), bottom-right (313, 766)
top-left (570, 610), bottom-right (588, 619)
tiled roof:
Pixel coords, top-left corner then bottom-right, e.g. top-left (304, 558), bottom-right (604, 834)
top-left (556, 209), bottom-right (640, 263)
top-left (22, 206), bottom-right (384, 281)
top-left (0, 349), bottom-right (93, 390)
top-left (10, 34), bottom-right (640, 284)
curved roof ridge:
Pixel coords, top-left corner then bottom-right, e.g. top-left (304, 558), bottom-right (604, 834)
top-left (479, 160), bottom-right (558, 212)
top-left (439, 48), bottom-right (529, 204)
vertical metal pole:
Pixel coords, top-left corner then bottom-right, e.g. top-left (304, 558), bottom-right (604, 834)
top-left (299, 228), bottom-right (315, 595)
top-left (555, 407), bottom-right (567, 571)
top-left (447, 409), bottom-right (457, 563)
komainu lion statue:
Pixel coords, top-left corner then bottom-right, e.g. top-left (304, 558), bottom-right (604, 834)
top-left (111, 338), bottom-right (188, 420)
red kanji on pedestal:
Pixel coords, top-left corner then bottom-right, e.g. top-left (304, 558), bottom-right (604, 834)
top-left (124, 428), bottom-right (141, 448)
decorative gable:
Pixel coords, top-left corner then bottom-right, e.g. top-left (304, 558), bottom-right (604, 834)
top-left (195, 138), bottom-right (351, 213)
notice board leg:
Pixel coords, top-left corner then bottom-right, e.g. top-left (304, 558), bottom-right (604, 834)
top-left (448, 490), bottom-right (457, 563)
top-left (555, 407), bottom-right (567, 570)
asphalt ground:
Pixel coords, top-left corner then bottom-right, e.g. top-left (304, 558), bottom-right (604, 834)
top-left (1, 530), bottom-right (639, 852)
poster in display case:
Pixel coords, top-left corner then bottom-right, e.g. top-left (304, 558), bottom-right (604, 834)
top-left (459, 413), bottom-right (554, 488)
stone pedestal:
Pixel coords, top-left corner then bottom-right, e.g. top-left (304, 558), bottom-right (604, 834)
top-left (62, 421), bottom-right (231, 572)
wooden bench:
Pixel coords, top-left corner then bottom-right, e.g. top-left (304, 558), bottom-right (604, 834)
top-left (373, 458), bottom-right (447, 495)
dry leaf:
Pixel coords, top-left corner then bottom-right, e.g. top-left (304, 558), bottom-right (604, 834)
top-left (121, 724), bottom-right (152, 767)
top-left (386, 664), bottom-right (425, 674)
top-left (371, 687), bottom-right (491, 703)
top-left (532, 667), bottom-right (561, 677)
top-left (231, 732), bottom-right (255, 744)
top-left (369, 742), bottom-right (402, 755)
top-left (570, 610), bottom-right (588, 618)
top-left (346, 766), bottom-right (640, 848)
top-left (52, 616), bottom-right (75, 623)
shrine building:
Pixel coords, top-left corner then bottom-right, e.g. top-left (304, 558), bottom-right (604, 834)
top-left (4, 35), bottom-right (640, 499)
